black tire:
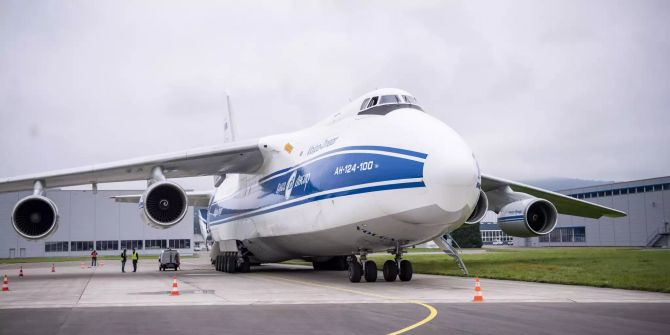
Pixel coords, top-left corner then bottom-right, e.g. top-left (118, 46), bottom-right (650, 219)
top-left (312, 261), bottom-right (323, 271)
top-left (239, 260), bottom-right (251, 273)
top-left (399, 260), bottom-right (413, 282)
top-left (383, 260), bottom-right (398, 282)
top-left (332, 256), bottom-right (348, 271)
top-left (223, 256), bottom-right (230, 273)
top-left (348, 260), bottom-right (362, 283)
top-left (364, 261), bottom-right (377, 282)
top-left (215, 256), bottom-right (221, 271)
top-left (227, 256), bottom-right (238, 273)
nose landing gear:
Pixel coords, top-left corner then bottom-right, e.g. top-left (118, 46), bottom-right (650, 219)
top-left (347, 247), bottom-right (413, 283)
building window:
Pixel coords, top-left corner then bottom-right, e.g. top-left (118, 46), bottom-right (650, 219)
top-left (120, 240), bottom-right (143, 250)
top-left (613, 189), bottom-right (620, 195)
top-left (621, 188), bottom-right (628, 195)
top-left (664, 183), bottom-right (670, 190)
top-left (145, 239), bottom-right (167, 249)
top-left (538, 227), bottom-right (586, 243)
top-left (169, 239), bottom-right (191, 249)
top-left (645, 185), bottom-right (653, 192)
top-left (71, 241), bottom-right (94, 251)
top-left (45, 241), bottom-right (69, 252)
top-left (96, 240), bottom-right (119, 251)
top-left (629, 188), bottom-right (636, 194)
top-left (637, 187), bottom-right (644, 193)
top-left (605, 190), bottom-right (612, 196)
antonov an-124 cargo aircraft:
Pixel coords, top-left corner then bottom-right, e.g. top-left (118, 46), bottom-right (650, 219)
top-left (0, 88), bottom-right (626, 282)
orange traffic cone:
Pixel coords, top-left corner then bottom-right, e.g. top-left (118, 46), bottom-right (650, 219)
top-left (170, 276), bottom-right (180, 296)
top-left (80, 262), bottom-right (85, 269)
top-left (19, 267), bottom-right (24, 277)
top-left (2, 275), bottom-right (8, 291)
top-left (473, 277), bottom-right (484, 302)
top-left (51, 264), bottom-right (56, 273)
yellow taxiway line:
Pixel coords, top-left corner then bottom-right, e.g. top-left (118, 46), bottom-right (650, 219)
top-left (266, 275), bottom-right (438, 335)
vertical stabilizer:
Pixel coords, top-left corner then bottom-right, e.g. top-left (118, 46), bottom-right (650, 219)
top-left (223, 92), bottom-right (236, 143)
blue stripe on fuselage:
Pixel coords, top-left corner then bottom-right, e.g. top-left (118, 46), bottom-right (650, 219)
top-left (258, 145), bottom-right (427, 184)
top-left (209, 147), bottom-right (427, 226)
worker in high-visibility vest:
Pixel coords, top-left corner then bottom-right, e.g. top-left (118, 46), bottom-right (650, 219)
top-left (131, 248), bottom-right (139, 272)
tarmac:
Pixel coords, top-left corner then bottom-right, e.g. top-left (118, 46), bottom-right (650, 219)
top-left (1, 256), bottom-right (669, 334)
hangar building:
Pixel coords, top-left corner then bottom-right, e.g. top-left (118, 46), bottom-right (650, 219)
top-left (0, 189), bottom-right (196, 259)
top-left (512, 176), bottom-right (670, 247)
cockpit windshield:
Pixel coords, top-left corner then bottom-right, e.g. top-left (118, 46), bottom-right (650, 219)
top-left (358, 94), bottom-right (422, 116)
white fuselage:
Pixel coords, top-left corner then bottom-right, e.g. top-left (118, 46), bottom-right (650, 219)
top-left (208, 89), bottom-right (480, 262)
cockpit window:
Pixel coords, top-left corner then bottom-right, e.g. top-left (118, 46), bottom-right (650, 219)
top-left (367, 96), bottom-right (379, 108)
top-left (402, 95), bottom-right (417, 104)
top-left (358, 94), bottom-right (423, 116)
top-left (379, 95), bottom-right (400, 105)
top-left (360, 98), bottom-right (370, 110)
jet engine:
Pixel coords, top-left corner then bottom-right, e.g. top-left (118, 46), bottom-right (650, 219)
top-left (465, 190), bottom-right (488, 224)
top-left (11, 195), bottom-right (59, 240)
top-left (140, 181), bottom-right (188, 229)
top-left (497, 198), bottom-right (557, 237)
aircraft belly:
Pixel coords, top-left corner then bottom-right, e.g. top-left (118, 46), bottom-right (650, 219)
top-left (243, 204), bottom-right (458, 262)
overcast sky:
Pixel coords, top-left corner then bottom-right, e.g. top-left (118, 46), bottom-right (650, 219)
top-left (1, 0), bottom-right (668, 190)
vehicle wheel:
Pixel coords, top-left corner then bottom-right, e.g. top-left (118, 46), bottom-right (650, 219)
top-left (348, 260), bottom-right (362, 283)
top-left (398, 260), bottom-right (413, 282)
top-left (312, 261), bottom-right (323, 271)
top-left (159, 265), bottom-right (162, 271)
top-left (332, 256), bottom-right (348, 271)
top-left (222, 256), bottom-right (230, 272)
top-left (364, 261), bottom-right (377, 282)
top-left (239, 259), bottom-right (251, 273)
top-left (216, 256), bottom-right (223, 271)
top-left (226, 256), bottom-right (237, 273)
top-left (383, 260), bottom-right (398, 282)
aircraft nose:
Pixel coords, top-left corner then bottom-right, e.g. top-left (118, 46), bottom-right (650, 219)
top-left (422, 126), bottom-right (479, 214)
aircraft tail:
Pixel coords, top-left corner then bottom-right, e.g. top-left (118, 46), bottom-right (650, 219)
top-left (223, 93), bottom-right (236, 143)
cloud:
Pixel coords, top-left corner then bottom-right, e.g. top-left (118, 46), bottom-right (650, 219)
top-left (0, 0), bottom-right (668, 189)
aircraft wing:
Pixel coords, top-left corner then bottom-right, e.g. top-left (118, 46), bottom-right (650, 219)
top-left (0, 140), bottom-right (263, 193)
top-left (481, 174), bottom-right (626, 219)
top-left (110, 190), bottom-right (214, 207)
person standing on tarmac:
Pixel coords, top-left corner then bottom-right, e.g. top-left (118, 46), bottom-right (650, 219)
top-left (91, 249), bottom-right (98, 267)
top-left (121, 249), bottom-right (127, 273)
top-left (132, 248), bottom-right (139, 272)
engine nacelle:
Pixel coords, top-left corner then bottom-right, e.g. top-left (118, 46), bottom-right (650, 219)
top-left (139, 181), bottom-right (188, 229)
top-left (11, 195), bottom-right (59, 240)
top-left (465, 190), bottom-right (488, 224)
top-left (498, 198), bottom-right (557, 237)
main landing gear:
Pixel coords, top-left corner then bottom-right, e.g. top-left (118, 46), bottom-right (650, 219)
top-left (347, 249), bottom-right (413, 283)
top-left (214, 253), bottom-right (251, 273)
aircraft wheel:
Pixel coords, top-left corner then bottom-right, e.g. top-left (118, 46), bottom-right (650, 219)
top-left (227, 256), bottom-right (238, 273)
top-left (348, 260), bottom-right (362, 283)
top-left (239, 258), bottom-right (251, 273)
top-left (383, 260), bottom-right (398, 282)
top-left (398, 260), bottom-right (413, 282)
top-left (364, 261), bottom-right (377, 282)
